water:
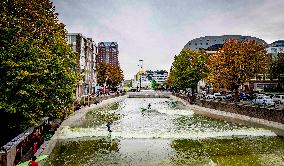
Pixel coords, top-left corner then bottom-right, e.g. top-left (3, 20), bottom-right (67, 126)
top-left (45, 98), bottom-right (284, 166)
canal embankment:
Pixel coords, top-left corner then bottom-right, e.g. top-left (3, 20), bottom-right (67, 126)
top-left (43, 96), bottom-right (284, 166)
top-left (37, 94), bottom-right (128, 166)
top-left (171, 94), bottom-right (284, 137)
top-left (38, 91), bottom-right (284, 165)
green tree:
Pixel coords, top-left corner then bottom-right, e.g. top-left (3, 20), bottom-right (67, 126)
top-left (269, 53), bottom-right (284, 88)
top-left (206, 39), bottom-right (268, 100)
top-left (0, 0), bottom-right (79, 135)
top-left (151, 80), bottom-right (157, 90)
top-left (169, 49), bottom-right (208, 94)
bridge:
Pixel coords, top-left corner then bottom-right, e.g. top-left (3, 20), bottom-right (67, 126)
top-left (127, 91), bottom-right (171, 98)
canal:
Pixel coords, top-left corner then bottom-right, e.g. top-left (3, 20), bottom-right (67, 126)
top-left (45, 98), bottom-right (284, 166)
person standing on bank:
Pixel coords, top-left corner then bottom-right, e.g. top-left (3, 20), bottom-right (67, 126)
top-left (29, 156), bottom-right (38, 166)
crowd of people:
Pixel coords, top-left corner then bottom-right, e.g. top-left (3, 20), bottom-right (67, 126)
top-left (14, 120), bottom-right (58, 165)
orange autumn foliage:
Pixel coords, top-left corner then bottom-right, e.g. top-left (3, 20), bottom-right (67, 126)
top-left (206, 39), bottom-right (269, 93)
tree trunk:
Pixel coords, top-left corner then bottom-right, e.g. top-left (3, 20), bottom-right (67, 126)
top-left (234, 88), bottom-right (239, 102)
top-left (191, 87), bottom-right (194, 96)
top-left (190, 87), bottom-right (196, 104)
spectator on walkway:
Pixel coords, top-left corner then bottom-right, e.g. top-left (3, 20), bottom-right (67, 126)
top-left (33, 142), bottom-right (37, 155)
top-left (29, 156), bottom-right (38, 166)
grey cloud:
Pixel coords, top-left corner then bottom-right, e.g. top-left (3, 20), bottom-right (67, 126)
top-left (52, 0), bottom-right (284, 79)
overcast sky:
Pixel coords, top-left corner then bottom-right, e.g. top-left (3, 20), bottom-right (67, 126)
top-left (52, 0), bottom-right (284, 79)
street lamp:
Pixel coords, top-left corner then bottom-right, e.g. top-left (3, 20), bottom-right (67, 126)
top-left (138, 60), bottom-right (143, 91)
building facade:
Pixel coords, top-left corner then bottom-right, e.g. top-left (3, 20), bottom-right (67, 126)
top-left (96, 42), bottom-right (119, 65)
top-left (270, 40), bottom-right (284, 47)
top-left (133, 70), bottom-right (168, 88)
top-left (184, 35), bottom-right (268, 51)
top-left (266, 40), bottom-right (284, 59)
top-left (66, 33), bottom-right (97, 99)
top-left (146, 70), bottom-right (169, 84)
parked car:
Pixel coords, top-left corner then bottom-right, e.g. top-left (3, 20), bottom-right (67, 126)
top-left (239, 92), bottom-right (250, 101)
top-left (265, 93), bottom-right (275, 98)
top-left (205, 94), bottom-right (214, 99)
top-left (272, 95), bottom-right (284, 104)
top-left (251, 93), bottom-right (265, 100)
top-left (205, 93), bottom-right (226, 100)
top-left (213, 93), bottom-right (226, 100)
top-left (251, 96), bottom-right (275, 107)
top-left (225, 94), bottom-right (232, 100)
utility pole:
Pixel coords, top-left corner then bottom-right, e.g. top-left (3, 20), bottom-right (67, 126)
top-left (138, 59), bottom-right (143, 91)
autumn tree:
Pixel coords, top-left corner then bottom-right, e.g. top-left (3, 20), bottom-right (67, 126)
top-left (107, 65), bottom-right (124, 89)
top-left (169, 49), bottom-right (208, 94)
top-left (96, 63), bottom-right (124, 90)
top-left (96, 62), bottom-right (109, 86)
top-left (206, 39), bottom-right (268, 100)
top-left (0, 0), bottom-right (79, 140)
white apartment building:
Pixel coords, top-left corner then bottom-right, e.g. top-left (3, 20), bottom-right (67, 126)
top-left (133, 70), bottom-right (169, 89)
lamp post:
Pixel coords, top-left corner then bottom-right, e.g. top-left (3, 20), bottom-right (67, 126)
top-left (88, 74), bottom-right (91, 107)
top-left (138, 60), bottom-right (143, 91)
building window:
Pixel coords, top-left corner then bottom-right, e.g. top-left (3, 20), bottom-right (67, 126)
top-left (195, 43), bottom-right (197, 46)
top-left (206, 43), bottom-right (208, 45)
top-left (200, 43), bottom-right (202, 45)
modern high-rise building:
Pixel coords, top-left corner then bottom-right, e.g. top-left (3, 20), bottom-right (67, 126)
top-left (96, 42), bottom-right (119, 65)
top-left (66, 33), bottom-right (97, 98)
top-left (184, 35), bottom-right (268, 52)
top-left (266, 40), bottom-right (284, 59)
top-left (270, 40), bottom-right (284, 47)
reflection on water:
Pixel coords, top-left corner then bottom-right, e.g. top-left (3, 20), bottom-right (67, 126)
top-left (45, 137), bottom-right (120, 166)
top-left (46, 137), bottom-right (284, 166)
top-left (46, 98), bottom-right (284, 166)
top-left (171, 137), bottom-right (284, 166)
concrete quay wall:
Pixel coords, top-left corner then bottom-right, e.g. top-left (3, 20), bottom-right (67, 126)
top-left (171, 95), bottom-right (284, 137)
top-left (38, 95), bottom-right (128, 166)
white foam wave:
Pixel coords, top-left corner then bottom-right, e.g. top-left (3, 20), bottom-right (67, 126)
top-left (58, 126), bottom-right (276, 140)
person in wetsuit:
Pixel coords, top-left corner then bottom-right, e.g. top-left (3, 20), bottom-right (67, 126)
top-left (106, 122), bottom-right (112, 132)
top-left (148, 103), bottom-right (151, 109)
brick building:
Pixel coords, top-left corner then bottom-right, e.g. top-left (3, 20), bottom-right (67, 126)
top-left (97, 42), bottom-right (119, 65)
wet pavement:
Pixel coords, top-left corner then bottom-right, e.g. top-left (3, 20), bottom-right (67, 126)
top-left (45, 98), bottom-right (284, 166)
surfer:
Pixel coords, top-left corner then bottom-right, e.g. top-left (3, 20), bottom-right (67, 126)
top-left (106, 122), bottom-right (112, 133)
top-left (148, 103), bottom-right (151, 109)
